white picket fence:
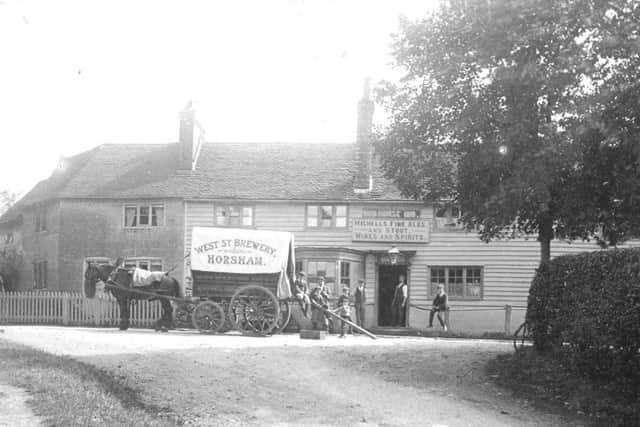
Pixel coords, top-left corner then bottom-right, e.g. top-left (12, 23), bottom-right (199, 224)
top-left (0, 291), bottom-right (163, 327)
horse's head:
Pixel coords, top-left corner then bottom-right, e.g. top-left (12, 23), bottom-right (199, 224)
top-left (84, 262), bottom-right (115, 298)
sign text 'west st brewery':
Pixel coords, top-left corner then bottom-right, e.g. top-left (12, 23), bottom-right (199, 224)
top-left (351, 218), bottom-right (430, 243)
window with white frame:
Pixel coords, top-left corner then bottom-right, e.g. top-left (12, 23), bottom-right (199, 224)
top-left (429, 266), bottom-right (482, 300)
top-left (124, 258), bottom-right (163, 271)
top-left (215, 205), bottom-right (253, 227)
top-left (124, 204), bottom-right (165, 228)
top-left (434, 203), bottom-right (461, 228)
top-left (306, 205), bottom-right (347, 228)
top-left (35, 206), bottom-right (47, 232)
top-left (33, 260), bottom-right (47, 289)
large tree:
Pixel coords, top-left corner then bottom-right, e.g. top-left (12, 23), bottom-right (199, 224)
top-left (376, 0), bottom-right (640, 261)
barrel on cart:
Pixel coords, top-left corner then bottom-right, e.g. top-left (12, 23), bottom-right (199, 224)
top-left (189, 227), bottom-right (295, 336)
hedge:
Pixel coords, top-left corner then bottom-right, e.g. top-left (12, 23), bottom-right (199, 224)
top-left (527, 248), bottom-right (640, 424)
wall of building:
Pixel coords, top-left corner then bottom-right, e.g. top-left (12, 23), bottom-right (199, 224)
top-left (7, 202), bottom-right (61, 291)
top-left (185, 199), bottom-right (640, 333)
top-left (58, 198), bottom-right (185, 293)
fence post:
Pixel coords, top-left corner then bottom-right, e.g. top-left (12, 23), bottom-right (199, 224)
top-left (504, 304), bottom-right (512, 335)
top-left (62, 293), bottom-right (70, 325)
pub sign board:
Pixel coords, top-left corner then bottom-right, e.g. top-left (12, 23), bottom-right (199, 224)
top-left (351, 218), bottom-right (430, 243)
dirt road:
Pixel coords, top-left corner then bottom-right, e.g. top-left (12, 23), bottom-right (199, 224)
top-left (1, 326), bottom-right (587, 427)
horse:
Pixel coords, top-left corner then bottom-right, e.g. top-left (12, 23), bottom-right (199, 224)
top-left (84, 260), bottom-right (182, 331)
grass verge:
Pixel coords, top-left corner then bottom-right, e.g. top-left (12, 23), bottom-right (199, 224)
top-left (0, 338), bottom-right (183, 426)
top-left (487, 347), bottom-right (639, 427)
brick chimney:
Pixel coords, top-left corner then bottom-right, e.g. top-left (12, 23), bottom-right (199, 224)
top-left (354, 78), bottom-right (374, 193)
top-left (178, 101), bottom-right (204, 171)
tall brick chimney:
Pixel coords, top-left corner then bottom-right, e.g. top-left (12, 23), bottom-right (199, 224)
top-left (178, 101), bottom-right (204, 171)
top-left (354, 78), bottom-right (374, 193)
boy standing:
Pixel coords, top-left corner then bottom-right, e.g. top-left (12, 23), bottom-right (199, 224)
top-left (336, 286), bottom-right (352, 337)
top-left (428, 284), bottom-right (448, 331)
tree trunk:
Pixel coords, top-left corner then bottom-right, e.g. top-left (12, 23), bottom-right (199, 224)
top-left (538, 214), bottom-right (553, 263)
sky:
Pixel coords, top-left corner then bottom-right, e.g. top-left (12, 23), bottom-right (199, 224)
top-left (0, 0), bottom-right (436, 197)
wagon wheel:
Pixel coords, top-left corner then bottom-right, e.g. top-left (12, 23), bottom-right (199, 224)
top-left (272, 300), bottom-right (292, 334)
top-left (192, 301), bottom-right (226, 334)
top-left (213, 299), bottom-right (233, 333)
top-left (174, 301), bottom-right (196, 329)
top-left (228, 285), bottom-right (280, 335)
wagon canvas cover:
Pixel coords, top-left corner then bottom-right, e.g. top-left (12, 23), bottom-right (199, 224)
top-left (190, 227), bottom-right (295, 298)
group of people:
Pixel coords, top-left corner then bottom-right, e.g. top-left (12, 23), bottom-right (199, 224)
top-left (293, 271), bottom-right (449, 333)
top-left (293, 272), bottom-right (366, 337)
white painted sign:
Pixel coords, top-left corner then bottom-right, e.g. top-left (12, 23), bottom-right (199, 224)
top-left (191, 227), bottom-right (295, 274)
top-left (351, 218), bottom-right (430, 243)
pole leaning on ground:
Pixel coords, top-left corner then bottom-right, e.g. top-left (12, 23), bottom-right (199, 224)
top-left (311, 301), bottom-right (377, 340)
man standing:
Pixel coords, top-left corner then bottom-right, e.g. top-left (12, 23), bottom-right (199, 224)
top-left (391, 274), bottom-right (408, 327)
top-left (310, 276), bottom-right (330, 332)
top-left (354, 279), bottom-right (366, 327)
top-left (428, 284), bottom-right (448, 331)
top-left (294, 271), bottom-right (310, 317)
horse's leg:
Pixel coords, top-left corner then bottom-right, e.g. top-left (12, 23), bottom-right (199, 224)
top-left (119, 297), bottom-right (130, 331)
top-left (159, 299), bottom-right (172, 332)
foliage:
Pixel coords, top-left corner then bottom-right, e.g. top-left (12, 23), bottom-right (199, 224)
top-left (488, 348), bottom-right (639, 426)
top-left (0, 245), bottom-right (23, 291)
top-left (375, 0), bottom-right (640, 260)
top-left (526, 248), bottom-right (640, 425)
top-left (0, 188), bottom-right (18, 216)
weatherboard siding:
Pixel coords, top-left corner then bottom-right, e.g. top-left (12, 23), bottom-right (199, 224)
top-left (184, 200), bottom-right (640, 332)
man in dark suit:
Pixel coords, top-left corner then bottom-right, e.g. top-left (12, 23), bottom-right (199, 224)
top-left (353, 279), bottom-right (366, 327)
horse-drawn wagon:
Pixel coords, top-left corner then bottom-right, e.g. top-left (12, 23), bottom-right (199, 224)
top-left (84, 226), bottom-right (296, 335)
top-left (188, 226), bottom-right (295, 335)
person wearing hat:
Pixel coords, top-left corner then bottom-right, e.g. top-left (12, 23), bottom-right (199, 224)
top-left (294, 271), bottom-right (310, 317)
top-left (428, 284), bottom-right (448, 331)
top-left (335, 286), bottom-right (352, 337)
top-left (353, 279), bottom-right (366, 327)
top-left (310, 276), bottom-right (330, 331)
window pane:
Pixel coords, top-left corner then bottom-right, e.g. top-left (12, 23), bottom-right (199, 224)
top-left (229, 206), bottom-right (240, 217)
top-left (448, 268), bottom-right (464, 296)
top-left (125, 207), bottom-right (137, 227)
top-left (430, 268), bottom-right (446, 295)
top-left (139, 206), bottom-right (150, 226)
top-left (435, 205), bottom-right (448, 218)
top-left (465, 268), bottom-right (482, 298)
top-left (307, 206), bottom-right (318, 227)
top-left (138, 260), bottom-right (150, 270)
top-left (215, 207), bottom-right (227, 225)
top-left (340, 261), bottom-right (350, 278)
top-left (124, 261), bottom-right (137, 269)
top-left (242, 207), bottom-right (253, 226)
top-left (336, 206), bottom-right (347, 217)
top-left (335, 217), bottom-right (347, 227)
top-left (150, 261), bottom-right (163, 272)
top-left (151, 206), bottom-right (164, 226)
top-left (320, 206), bottom-right (333, 227)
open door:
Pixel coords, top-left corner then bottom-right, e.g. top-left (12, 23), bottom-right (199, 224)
top-left (378, 265), bottom-right (408, 327)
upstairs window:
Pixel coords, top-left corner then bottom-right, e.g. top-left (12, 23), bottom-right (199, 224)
top-left (434, 203), bottom-right (462, 228)
top-left (215, 205), bottom-right (253, 227)
top-left (364, 208), bottom-right (422, 218)
top-left (306, 205), bottom-right (347, 228)
top-left (35, 206), bottom-right (47, 232)
top-left (124, 204), bottom-right (165, 228)
top-left (429, 266), bottom-right (482, 300)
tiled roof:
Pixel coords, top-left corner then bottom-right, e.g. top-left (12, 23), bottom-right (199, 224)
top-left (0, 142), bottom-right (409, 222)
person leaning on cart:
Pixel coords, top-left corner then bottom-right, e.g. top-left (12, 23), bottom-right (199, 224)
top-left (427, 284), bottom-right (448, 331)
top-left (294, 271), bottom-right (310, 317)
top-left (310, 277), bottom-right (330, 332)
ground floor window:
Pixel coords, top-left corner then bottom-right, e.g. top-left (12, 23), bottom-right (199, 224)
top-left (429, 266), bottom-right (482, 300)
top-left (124, 258), bottom-right (163, 271)
top-left (296, 254), bottom-right (364, 298)
top-left (33, 260), bottom-right (47, 289)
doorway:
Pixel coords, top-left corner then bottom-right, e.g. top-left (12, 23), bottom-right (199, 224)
top-left (378, 265), bottom-right (408, 327)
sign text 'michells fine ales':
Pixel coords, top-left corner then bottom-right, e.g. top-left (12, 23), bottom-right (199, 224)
top-left (351, 218), bottom-right (430, 243)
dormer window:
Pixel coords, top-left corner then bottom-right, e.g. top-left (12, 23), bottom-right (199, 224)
top-left (124, 204), bottom-right (165, 228)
